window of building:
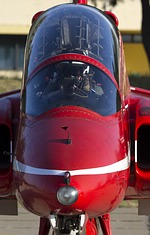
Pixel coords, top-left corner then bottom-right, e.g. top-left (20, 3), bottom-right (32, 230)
top-left (0, 35), bottom-right (26, 70)
top-left (122, 34), bottom-right (132, 42)
top-left (133, 34), bottom-right (142, 42)
top-left (122, 33), bottom-right (142, 43)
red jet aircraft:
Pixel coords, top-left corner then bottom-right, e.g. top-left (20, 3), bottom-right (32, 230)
top-left (0, 0), bottom-right (150, 234)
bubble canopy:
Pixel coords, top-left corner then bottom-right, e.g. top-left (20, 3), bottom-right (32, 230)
top-left (22, 4), bottom-right (121, 116)
top-left (23, 60), bottom-right (121, 116)
top-left (24, 4), bottom-right (119, 81)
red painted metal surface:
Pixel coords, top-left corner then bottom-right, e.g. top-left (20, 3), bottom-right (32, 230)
top-left (131, 88), bottom-right (150, 196)
top-left (14, 106), bottom-right (129, 218)
top-left (99, 214), bottom-right (112, 235)
top-left (38, 217), bottom-right (50, 235)
top-left (0, 1), bottom-right (150, 234)
top-left (105, 11), bottom-right (119, 26)
top-left (86, 219), bottom-right (98, 235)
top-left (27, 53), bottom-right (119, 89)
top-left (0, 91), bottom-right (20, 196)
top-left (32, 11), bottom-right (45, 24)
top-left (78, 0), bottom-right (87, 4)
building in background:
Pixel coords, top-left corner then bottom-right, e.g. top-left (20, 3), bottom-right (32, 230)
top-left (0, 0), bottom-right (149, 76)
top-left (112, 0), bottom-right (149, 75)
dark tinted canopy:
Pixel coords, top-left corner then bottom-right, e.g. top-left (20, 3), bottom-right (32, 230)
top-left (24, 61), bottom-right (121, 116)
top-left (24, 4), bottom-right (119, 82)
top-left (22, 4), bottom-right (121, 116)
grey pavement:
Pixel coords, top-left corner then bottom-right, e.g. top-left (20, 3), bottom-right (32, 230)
top-left (111, 207), bottom-right (150, 235)
top-left (0, 205), bottom-right (38, 235)
top-left (0, 205), bottom-right (149, 235)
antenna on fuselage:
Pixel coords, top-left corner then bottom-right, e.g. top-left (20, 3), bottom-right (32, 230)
top-left (73, 0), bottom-right (88, 4)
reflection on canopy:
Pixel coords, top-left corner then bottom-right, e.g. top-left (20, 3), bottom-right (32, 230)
top-left (24, 4), bottom-right (119, 82)
top-left (24, 61), bottom-right (121, 116)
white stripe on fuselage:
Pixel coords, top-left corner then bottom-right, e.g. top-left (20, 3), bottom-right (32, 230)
top-left (13, 156), bottom-right (130, 176)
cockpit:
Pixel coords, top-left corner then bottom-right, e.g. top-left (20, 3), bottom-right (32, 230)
top-left (22, 4), bottom-right (121, 116)
top-left (25, 60), bottom-right (120, 116)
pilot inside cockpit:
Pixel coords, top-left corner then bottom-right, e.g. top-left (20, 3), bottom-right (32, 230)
top-left (51, 61), bottom-right (104, 97)
top-left (26, 60), bottom-right (119, 116)
top-left (59, 62), bottom-right (91, 92)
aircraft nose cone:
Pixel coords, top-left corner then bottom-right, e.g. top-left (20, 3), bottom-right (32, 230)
top-left (14, 107), bottom-right (130, 216)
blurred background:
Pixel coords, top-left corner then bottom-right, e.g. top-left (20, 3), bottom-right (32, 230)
top-left (0, 0), bottom-right (149, 92)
